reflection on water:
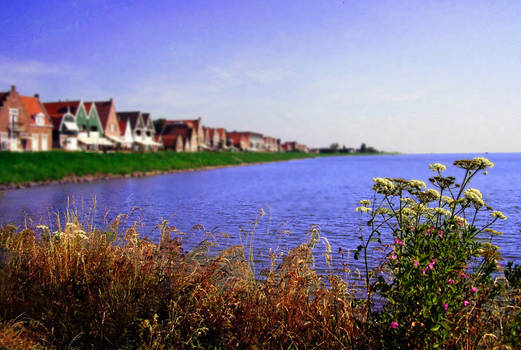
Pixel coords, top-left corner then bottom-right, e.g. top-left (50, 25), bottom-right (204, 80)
top-left (1, 153), bottom-right (521, 271)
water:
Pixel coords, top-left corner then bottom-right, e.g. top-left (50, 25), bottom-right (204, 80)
top-left (1, 153), bottom-right (521, 272)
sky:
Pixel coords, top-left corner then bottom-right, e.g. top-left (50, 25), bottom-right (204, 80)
top-left (1, 0), bottom-right (521, 153)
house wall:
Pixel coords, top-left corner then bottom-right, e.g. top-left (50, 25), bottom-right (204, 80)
top-left (0, 87), bottom-right (30, 151)
top-left (104, 103), bottom-right (121, 138)
top-left (26, 124), bottom-right (53, 151)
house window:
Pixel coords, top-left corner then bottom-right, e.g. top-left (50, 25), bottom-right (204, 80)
top-left (9, 108), bottom-right (18, 123)
top-left (0, 132), bottom-right (7, 150)
top-left (110, 124), bottom-right (115, 132)
top-left (35, 114), bottom-right (44, 126)
top-left (32, 134), bottom-right (39, 151)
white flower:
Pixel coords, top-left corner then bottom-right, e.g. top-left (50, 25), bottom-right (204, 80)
top-left (429, 163), bottom-right (447, 172)
top-left (473, 157), bottom-right (494, 169)
top-left (359, 199), bottom-right (371, 206)
top-left (490, 211), bottom-right (507, 220)
top-left (409, 180), bottom-right (427, 189)
top-left (427, 189), bottom-right (441, 199)
top-left (433, 207), bottom-right (451, 216)
top-left (441, 196), bottom-right (454, 204)
top-left (464, 188), bottom-right (485, 208)
top-left (355, 206), bottom-right (372, 213)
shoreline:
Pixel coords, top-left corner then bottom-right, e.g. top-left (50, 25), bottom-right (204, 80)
top-left (0, 158), bottom-right (303, 191)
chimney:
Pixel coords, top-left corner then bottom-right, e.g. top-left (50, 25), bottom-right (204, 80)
top-left (10, 85), bottom-right (16, 92)
top-left (110, 97), bottom-right (114, 103)
top-left (34, 93), bottom-right (40, 99)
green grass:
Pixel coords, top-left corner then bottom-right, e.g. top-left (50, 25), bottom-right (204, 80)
top-left (0, 151), bottom-right (319, 184)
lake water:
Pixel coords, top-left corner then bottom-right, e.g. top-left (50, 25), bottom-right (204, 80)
top-left (1, 153), bottom-right (520, 272)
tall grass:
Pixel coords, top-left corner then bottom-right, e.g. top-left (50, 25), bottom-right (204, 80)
top-left (1, 210), bottom-right (520, 349)
top-left (0, 211), bottom-right (366, 349)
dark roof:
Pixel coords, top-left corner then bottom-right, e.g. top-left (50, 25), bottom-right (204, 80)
top-left (94, 100), bottom-right (113, 129)
top-left (117, 111), bottom-right (141, 130)
top-left (43, 101), bottom-right (81, 118)
top-left (0, 92), bottom-right (8, 107)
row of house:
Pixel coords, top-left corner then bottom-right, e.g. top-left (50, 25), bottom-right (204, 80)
top-left (0, 85), bottom-right (308, 153)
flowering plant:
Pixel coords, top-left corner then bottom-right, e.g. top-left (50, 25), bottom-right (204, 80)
top-left (355, 157), bottom-right (505, 347)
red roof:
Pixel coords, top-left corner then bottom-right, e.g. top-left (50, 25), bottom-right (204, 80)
top-left (43, 101), bottom-right (81, 118)
top-left (118, 119), bottom-right (127, 134)
top-left (20, 96), bottom-right (52, 126)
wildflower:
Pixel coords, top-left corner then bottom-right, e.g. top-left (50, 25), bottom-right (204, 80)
top-left (448, 278), bottom-right (455, 285)
top-left (428, 260), bottom-right (436, 270)
top-left (422, 268), bottom-right (427, 275)
top-left (490, 211), bottom-right (507, 220)
top-left (429, 163), bottom-right (447, 172)
top-left (427, 189), bottom-right (441, 198)
top-left (409, 179), bottom-right (427, 189)
top-left (444, 303), bottom-right (448, 311)
top-left (463, 300), bottom-right (470, 306)
top-left (438, 230), bottom-right (444, 238)
top-left (400, 197), bottom-right (416, 206)
top-left (359, 199), bottom-right (371, 206)
top-left (497, 261), bottom-right (502, 269)
top-left (391, 254), bottom-right (397, 260)
top-left (373, 177), bottom-right (395, 194)
top-left (442, 196), bottom-right (454, 205)
top-left (355, 206), bottom-right (372, 213)
top-left (470, 286), bottom-right (478, 293)
top-left (413, 259), bottom-right (419, 267)
top-left (472, 157), bottom-right (494, 169)
top-left (460, 272), bottom-right (467, 278)
top-left (390, 322), bottom-right (399, 329)
top-left (375, 207), bottom-right (393, 215)
top-left (394, 238), bottom-right (404, 246)
top-left (433, 207), bottom-right (451, 217)
top-left (464, 188), bottom-right (485, 208)
top-left (426, 228), bottom-right (432, 235)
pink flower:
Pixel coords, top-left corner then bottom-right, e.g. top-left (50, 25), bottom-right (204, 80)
top-left (428, 260), bottom-right (436, 270)
top-left (422, 268), bottom-right (427, 275)
top-left (438, 230), bottom-right (444, 238)
top-left (463, 300), bottom-right (469, 306)
top-left (497, 262), bottom-right (501, 269)
top-left (448, 278), bottom-right (455, 285)
top-left (470, 286), bottom-right (478, 293)
top-left (391, 254), bottom-right (397, 260)
top-left (444, 303), bottom-right (448, 311)
top-left (426, 228), bottom-right (432, 235)
top-left (413, 259), bottom-right (419, 267)
top-left (394, 238), bottom-right (404, 246)
top-left (390, 322), bottom-right (399, 329)
top-left (457, 221), bottom-right (462, 226)
top-left (460, 272), bottom-right (467, 278)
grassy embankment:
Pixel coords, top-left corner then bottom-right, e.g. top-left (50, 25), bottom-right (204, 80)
top-left (0, 151), bottom-right (317, 185)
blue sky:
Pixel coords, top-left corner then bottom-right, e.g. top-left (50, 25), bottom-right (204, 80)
top-left (2, 0), bottom-right (521, 153)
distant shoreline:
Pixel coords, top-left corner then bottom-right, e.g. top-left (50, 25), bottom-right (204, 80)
top-left (0, 151), bottom-right (391, 191)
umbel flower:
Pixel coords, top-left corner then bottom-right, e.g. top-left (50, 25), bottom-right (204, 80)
top-left (464, 188), bottom-right (485, 208)
top-left (429, 163), bottom-right (447, 172)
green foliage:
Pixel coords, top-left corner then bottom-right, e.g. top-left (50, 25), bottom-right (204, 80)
top-left (354, 157), bottom-right (511, 348)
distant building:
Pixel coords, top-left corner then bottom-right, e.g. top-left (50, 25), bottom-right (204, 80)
top-left (45, 100), bottom-right (112, 151)
top-left (282, 141), bottom-right (308, 153)
top-left (116, 111), bottom-right (160, 151)
top-left (159, 123), bottom-right (197, 152)
top-left (263, 136), bottom-right (279, 152)
top-left (93, 99), bottom-right (123, 148)
top-left (0, 86), bottom-right (53, 151)
top-left (227, 131), bottom-right (264, 151)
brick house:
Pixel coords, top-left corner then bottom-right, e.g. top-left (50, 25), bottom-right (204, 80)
top-left (0, 86), bottom-right (53, 151)
top-left (162, 118), bottom-right (204, 150)
top-left (263, 136), bottom-right (280, 152)
top-left (159, 123), bottom-right (197, 152)
top-left (93, 99), bottom-right (123, 148)
top-left (227, 131), bottom-right (264, 151)
top-left (282, 141), bottom-right (308, 153)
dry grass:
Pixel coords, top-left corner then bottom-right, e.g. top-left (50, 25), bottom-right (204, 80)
top-left (0, 212), bottom-right (520, 349)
